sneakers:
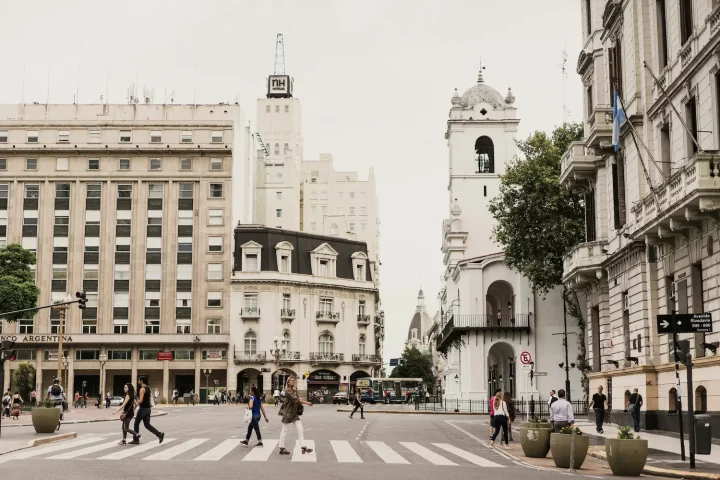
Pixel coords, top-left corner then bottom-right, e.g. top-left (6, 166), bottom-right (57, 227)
top-left (256, 442), bottom-right (264, 447)
top-left (240, 440), bottom-right (249, 447)
top-left (488, 441), bottom-right (495, 449)
top-left (128, 440), bottom-right (140, 445)
top-left (279, 448), bottom-right (290, 455)
top-left (158, 432), bottom-right (165, 444)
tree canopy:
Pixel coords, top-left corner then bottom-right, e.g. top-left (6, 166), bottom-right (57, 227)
top-left (390, 346), bottom-right (434, 386)
top-left (488, 123), bottom-right (585, 295)
top-left (0, 244), bottom-right (40, 322)
top-left (11, 362), bottom-right (36, 401)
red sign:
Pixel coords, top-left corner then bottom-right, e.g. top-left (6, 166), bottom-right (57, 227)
top-left (520, 351), bottom-right (532, 365)
top-left (157, 352), bottom-right (173, 361)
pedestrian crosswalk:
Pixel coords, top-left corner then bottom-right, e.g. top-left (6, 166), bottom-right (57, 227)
top-left (2, 435), bottom-right (505, 467)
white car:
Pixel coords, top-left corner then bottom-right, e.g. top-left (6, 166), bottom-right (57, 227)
top-left (109, 396), bottom-right (124, 406)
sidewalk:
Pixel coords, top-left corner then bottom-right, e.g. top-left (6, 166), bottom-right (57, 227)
top-left (0, 431), bottom-right (77, 455)
top-left (335, 403), bottom-right (483, 415)
top-left (0, 407), bottom-right (166, 428)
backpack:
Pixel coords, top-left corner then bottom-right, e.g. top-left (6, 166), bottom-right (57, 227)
top-left (51, 384), bottom-right (62, 396)
top-left (2, 396), bottom-right (8, 407)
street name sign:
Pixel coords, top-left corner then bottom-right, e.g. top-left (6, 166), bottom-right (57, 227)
top-left (534, 372), bottom-right (548, 376)
top-left (657, 313), bottom-right (713, 334)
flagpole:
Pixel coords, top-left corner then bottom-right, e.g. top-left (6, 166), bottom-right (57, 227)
top-left (643, 61), bottom-right (702, 152)
top-left (615, 91), bottom-right (667, 181)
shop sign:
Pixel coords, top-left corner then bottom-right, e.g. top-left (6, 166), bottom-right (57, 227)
top-left (356, 379), bottom-right (371, 388)
top-left (308, 370), bottom-right (340, 383)
top-left (0, 335), bottom-right (73, 343)
top-left (205, 350), bottom-right (223, 360)
top-left (157, 352), bottom-right (173, 361)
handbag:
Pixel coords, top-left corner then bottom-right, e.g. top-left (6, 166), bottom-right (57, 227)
top-left (243, 408), bottom-right (252, 423)
top-left (297, 404), bottom-right (304, 416)
top-left (120, 413), bottom-right (127, 421)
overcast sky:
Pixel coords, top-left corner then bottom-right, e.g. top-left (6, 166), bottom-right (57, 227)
top-left (1, 0), bottom-right (583, 365)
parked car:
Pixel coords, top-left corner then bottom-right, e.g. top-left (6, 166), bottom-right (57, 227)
top-left (332, 392), bottom-right (350, 405)
top-left (109, 396), bottom-right (124, 406)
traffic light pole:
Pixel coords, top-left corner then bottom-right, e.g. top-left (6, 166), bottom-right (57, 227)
top-left (55, 305), bottom-right (66, 385)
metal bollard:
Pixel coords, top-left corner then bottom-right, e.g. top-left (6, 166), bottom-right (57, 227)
top-left (568, 428), bottom-right (576, 472)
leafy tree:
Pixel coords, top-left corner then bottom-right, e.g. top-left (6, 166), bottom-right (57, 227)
top-left (390, 346), bottom-right (434, 386)
top-left (0, 244), bottom-right (40, 322)
top-left (488, 123), bottom-right (591, 397)
top-left (11, 362), bottom-right (36, 402)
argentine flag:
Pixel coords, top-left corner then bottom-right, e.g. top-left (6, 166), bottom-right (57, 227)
top-left (612, 89), bottom-right (627, 151)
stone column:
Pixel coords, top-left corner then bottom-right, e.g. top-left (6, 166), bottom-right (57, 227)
top-left (194, 346), bottom-right (201, 399)
top-left (67, 354), bottom-right (75, 407)
top-left (162, 347), bottom-right (170, 403)
top-left (131, 346), bottom-right (138, 387)
top-left (35, 349), bottom-right (43, 402)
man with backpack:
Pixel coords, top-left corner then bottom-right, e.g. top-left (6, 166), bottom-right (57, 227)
top-left (47, 378), bottom-right (66, 420)
top-left (2, 391), bottom-right (11, 418)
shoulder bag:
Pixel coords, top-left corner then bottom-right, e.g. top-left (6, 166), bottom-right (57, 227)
top-left (297, 403), bottom-right (304, 416)
top-left (628, 394), bottom-right (640, 414)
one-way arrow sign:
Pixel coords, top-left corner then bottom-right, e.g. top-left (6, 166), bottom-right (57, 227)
top-left (657, 313), bottom-right (713, 334)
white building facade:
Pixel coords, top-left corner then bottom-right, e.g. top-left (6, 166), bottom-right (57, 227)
top-left (436, 69), bottom-right (582, 402)
top-left (562, 0), bottom-right (720, 433)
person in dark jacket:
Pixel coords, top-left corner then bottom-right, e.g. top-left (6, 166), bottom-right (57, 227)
top-left (628, 388), bottom-right (643, 432)
top-left (504, 392), bottom-right (516, 441)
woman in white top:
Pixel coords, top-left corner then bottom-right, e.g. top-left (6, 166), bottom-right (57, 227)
top-left (489, 392), bottom-right (511, 449)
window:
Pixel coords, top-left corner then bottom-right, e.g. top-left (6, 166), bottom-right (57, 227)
top-left (149, 158), bottom-right (162, 170)
top-left (311, 206), bottom-right (316, 215)
top-left (311, 222), bottom-right (317, 231)
top-left (210, 158), bottom-right (223, 171)
top-left (180, 158), bottom-right (193, 171)
top-left (359, 335), bottom-right (366, 355)
top-left (113, 319), bottom-right (128, 334)
top-left (585, 188), bottom-right (596, 242)
top-left (82, 319), bottom-right (97, 335)
top-left (117, 184), bottom-right (132, 198)
top-left (311, 190), bottom-right (318, 200)
top-left (56, 157), bottom-right (69, 171)
top-left (175, 183), bottom-right (193, 200)
top-left (361, 222), bottom-right (366, 231)
top-left (282, 330), bottom-right (291, 350)
top-left (178, 237), bottom-right (192, 253)
top-left (611, 155), bottom-right (626, 229)
top-left (150, 130), bottom-right (162, 143)
top-left (172, 349), bottom-right (194, 360)
top-left (275, 105), bottom-right (280, 113)
top-left (209, 183), bottom-right (224, 198)
top-left (360, 207), bottom-right (367, 215)
top-left (608, 40), bottom-right (623, 99)
top-left (207, 263), bottom-right (223, 280)
top-left (176, 291), bottom-right (192, 307)
top-left (118, 130), bottom-right (131, 143)
top-left (209, 209), bottom-right (223, 225)
top-left (211, 130), bottom-right (223, 143)
top-left (88, 130), bottom-right (101, 143)
top-left (319, 260), bottom-right (329, 276)
top-left (349, 223), bottom-right (355, 232)
top-left (338, 191), bottom-right (344, 199)
top-left (277, 191), bottom-right (282, 200)
top-left (280, 255), bottom-right (289, 273)
top-left (145, 319), bottom-right (160, 334)
top-left (0, 184), bottom-right (7, 199)
top-left (27, 130), bottom-right (38, 143)
top-left (244, 254), bottom-right (258, 272)
top-left (57, 130), bottom-right (70, 143)
top-left (285, 105), bottom-right (289, 113)
top-left (330, 224), bottom-right (337, 235)
top-left (14, 350), bottom-right (36, 361)
top-left (244, 331), bottom-right (257, 355)
top-left (349, 191), bottom-right (355, 199)
top-left (88, 158), bottom-right (100, 170)
top-left (119, 158), bottom-right (131, 170)
top-left (283, 143), bottom-right (289, 153)
top-left (114, 264), bottom-right (130, 281)
top-left (680, 0), bottom-right (693, 45)
top-left (19, 319), bottom-right (34, 334)
top-left (274, 143), bottom-right (280, 155)
top-left (108, 350), bottom-right (132, 360)
top-left (208, 236), bottom-right (223, 253)
top-left (86, 183), bottom-right (102, 198)
top-left (266, 105), bottom-right (270, 113)
top-left (75, 349), bottom-right (100, 360)
top-left (84, 264), bottom-right (99, 281)
top-left (181, 130), bottom-right (193, 143)
top-left (321, 190), bottom-right (328, 200)
top-left (338, 207), bottom-right (344, 215)
top-left (207, 318), bottom-right (221, 334)
top-left (586, 84), bottom-right (594, 118)
top-left (55, 183), bottom-right (70, 199)
top-left (147, 183), bottom-right (163, 199)
top-left (349, 207), bottom-right (355, 215)
top-left (282, 294), bottom-right (291, 311)
top-left (319, 332), bottom-right (334, 354)
top-left (0, 159), bottom-right (5, 171)
top-left (139, 349), bottom-right (160, 360)
top-left (207, 291), bottom-right (222, 308)
top-left (475, 136), bottom-right (494, 173)
top-left (319, 297), bottom-right (333, 314)
top-left (686, 96), bottom-right (698, 157)
top-left (244, 293), bottom-right (258, 309)
top-left (53, 266), bottom-right (68, 280)
top-left (0, 130), bottom-right (7, 142)
top-left (657, 0), bottom-right (668, 69)
top-left (26, 158), bottom-right (37, 171)
top-left (24, 184), bottom-right (39, 198)
top-left (276, 209), bottom-right (282, 218)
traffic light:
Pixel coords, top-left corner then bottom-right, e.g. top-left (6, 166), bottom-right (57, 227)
top-left (0, 340), bottom-right (16, 362)
top-left (76, 290), bottom-right (87, 309)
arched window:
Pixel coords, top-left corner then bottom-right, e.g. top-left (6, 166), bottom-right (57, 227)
top-left (330, 224), bottom-right (338, 235)
top-left (283, 143), bottom-right (289, 153)
top-left (695, 386), bottom-right (708, 413)
top-left (359, 335), bottom-right (366, 355)
top-left (274, 143), bottom-right (280, 155)
top-left (624, 390), bottom-right (631, 411)
top-left (282, 330), bottom-right (291, 352)
top-left (319, 332), bottom-right (334, 354)
top-left (475, 136), bottom-right (495, 173)
top-left (669, 387), bottom-right (677, 413)
top-left (244, 331), bottom-right (257, 355)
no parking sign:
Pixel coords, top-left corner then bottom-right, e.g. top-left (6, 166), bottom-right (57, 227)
top-left (520, 351), bottom-right (532, 365)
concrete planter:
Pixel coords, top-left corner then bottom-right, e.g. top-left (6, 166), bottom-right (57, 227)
top-left (550, 433), bottom-right (589, 469)
top-left (605, 438), bottom-right (648, 477)
top-left (520, 426), bottom-right (551, 458)
top-left (521, 422), bottom-right (551, 430)
top-left (31, 407), bottom-right (60, 433)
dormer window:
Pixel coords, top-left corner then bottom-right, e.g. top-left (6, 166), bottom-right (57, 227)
top-left (310, 242), bottom-right (338, 277)
top-left (319, 260), bottom-right (328, 276)
top-left (241, 241), bottom-right (263, 272)
top-left (351, 251), bottom-right (368, 281)
top-left (412, 329), bottom-right (418, 340)
top-left (275, 241), bottom-right (294, 273)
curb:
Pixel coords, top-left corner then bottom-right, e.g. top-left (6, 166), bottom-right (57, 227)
top-left (0, 432), bottom-right (77, 456)
top-left (335, 408), bottom-right (483, 415)
top-left (1, 410), bottom-right (167, 428)
top-left (587, 450), bottom-right (720, 480)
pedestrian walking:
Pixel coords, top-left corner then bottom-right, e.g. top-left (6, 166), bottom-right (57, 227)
top-left (274, 388), bottom-right (280, 406)
top-left (172, 388), bottom-right (178, 406)
top-left (548, 390), bottom-right (558, 409)
top-left (114, 383), bottom-right (138, 445)
top-left (241, 386), bottom-right (269, 447)
top-left (105, 391), bottom-right (111, 408)
top-left (11, 391), bottom-right (22, 419)
top-left (130, 378), bottom-right (165, 445)
top-left (349, 390), bottom-right (365, 419)
top-left (277, 376), bottom-right (313, 455)
top-left (588, 385), bottom-right (608, 434)
top-left (154, 388), bottom-right (159, 406)
top-left (2, 391), bottom-right (11, 418)
top-left (504, 392), bottom-right (516, 441)
top-left (74, 391), bottom-right (80, 409)
top-left (48, 378), bottom-right (66, 422)
top-left (549, 389), bottom-right (574, 432)
top-left (83, 392), bottom-right (88, 408)
top-left (488, 392), bottom-right (510, 450)
top-left (30, 390), bottom-right (36, 406)
top-left (488, 388), bottom-right (501, 439)
top-left (628, 388), bottom-right (643, 432)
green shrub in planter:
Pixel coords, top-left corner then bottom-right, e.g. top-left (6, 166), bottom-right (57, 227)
top-left (550, 425), bottom-right (589, 469)
top-left (31, 397), bottom-right (61, 433)
top-left (605, 426), bottom-right (648, 477)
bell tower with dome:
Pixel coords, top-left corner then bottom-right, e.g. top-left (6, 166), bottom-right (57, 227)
top-left (446, 62), bottom-right (519, 258)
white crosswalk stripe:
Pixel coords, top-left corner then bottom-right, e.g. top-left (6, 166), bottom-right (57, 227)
top-left (144, 439), bottom-right (208, 461)
top-left (4, 437), bottom-right (508, 467)
top-left (98, 439), bottom-right (177, 460)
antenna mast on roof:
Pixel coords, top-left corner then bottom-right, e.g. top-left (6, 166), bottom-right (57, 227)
top-left (274, 33), bottom-right (286, 75)
top-left (561, 47), bottom-right (569, 122)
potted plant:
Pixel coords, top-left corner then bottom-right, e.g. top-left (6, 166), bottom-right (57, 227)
top-left (605, 426), bottom-right (648, 476)
top-left (31, 397), bottom-right (61, 433)
top-left (520, 416), bottom-right (552, 458)
top-left (550, 425), bottom-right (589, 469)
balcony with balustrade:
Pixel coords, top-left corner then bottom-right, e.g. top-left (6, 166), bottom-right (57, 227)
top-left (435, 314), bottom-right (530, 353)
top-left (240, 307), bottom-right (260, 320)
top-left (280, 308), bottom-right (296, 321)
top-left (562, 238), bottom-right (608, 286)
top-left (631, 152), bottom-right (720, 239)
top-left (352, 354), bottom-right (380, 364)
top-left (279, 351), bottom-right (302, 362)
top-left (586, 106), bottom-right (613, 149)
top-left (316, 311), bottom-right (340, 324)
top-left (309, 352), bottom-right (345, 363)
top-left (559, 141), bottom-right (602, 186)
top-left (233, 350), bottom-right (267, 364)
top-left (357, 314), bottom-right (371, 326)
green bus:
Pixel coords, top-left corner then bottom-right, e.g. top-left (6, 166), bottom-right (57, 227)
top-left (356, 377), bottom-right (423, 404)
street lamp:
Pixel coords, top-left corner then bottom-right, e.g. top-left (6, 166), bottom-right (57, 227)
top-left (61, 355), bottom-right (69, 391)
top-left (269, 335), bottom-right (287, 395)
top-left (99, 354), bottom-right (107, 405)
top-left (204, 369), bottom-right (212, 404)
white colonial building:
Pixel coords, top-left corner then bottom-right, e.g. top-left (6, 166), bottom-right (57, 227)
top-left (229, 225), bottom-right (382, 402)
top-left (436, 67), bottom-right (582, 402)
top-left (562, 0), bottom-right (720, 434)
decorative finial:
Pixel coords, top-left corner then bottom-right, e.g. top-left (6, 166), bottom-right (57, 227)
top-left (505, 87), bottom-right (515, 105)
top-left (477, 58), bottom-right (486, 84)
top-left (451, 88), bottom-right (461, 106)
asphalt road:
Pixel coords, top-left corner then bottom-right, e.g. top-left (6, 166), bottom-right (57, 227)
top-left (0, 404), bottom-right (634, 479)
